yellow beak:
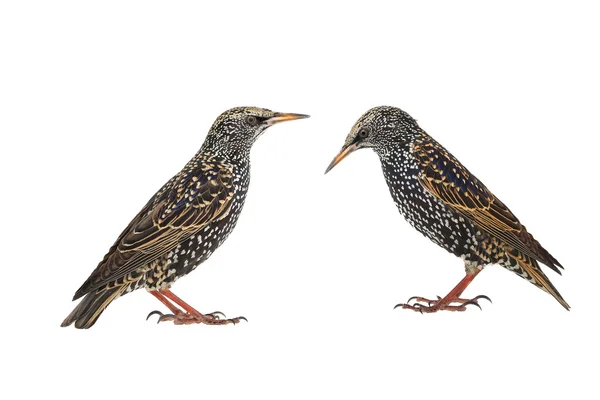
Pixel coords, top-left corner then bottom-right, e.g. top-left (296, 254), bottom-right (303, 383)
top-left (266, 112), bottom-right (310, 126)
top-left (324, 143), bottom-right (359, 174)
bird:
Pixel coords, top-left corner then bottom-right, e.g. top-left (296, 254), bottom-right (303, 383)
top-left (62, 107), bottom-right (309, 328)
top-left (325, 106), bottom-right (569, 313)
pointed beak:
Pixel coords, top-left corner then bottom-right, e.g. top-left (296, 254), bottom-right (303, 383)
top-left (266, 112), bottom-right (310, 126)
top-left (324, 143), bottom-right (358, 174)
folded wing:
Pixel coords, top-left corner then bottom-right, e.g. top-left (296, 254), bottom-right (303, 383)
top-left (73, 163), bottom-right (235, 299)
top-left (414, 139), bottom-right (562, 274)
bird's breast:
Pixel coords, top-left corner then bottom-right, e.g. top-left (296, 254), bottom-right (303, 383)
top-left (147, 168), bottom-right (251, 289)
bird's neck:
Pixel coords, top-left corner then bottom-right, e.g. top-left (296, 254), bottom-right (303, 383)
top-left (377, 141), bottom-right (421, 182)
top-left (374, 137), bottom-right (414, 162)
top-left (199, 140), bottom-right (252, 164)
top-left (191, 148), bottom-right (251, 193)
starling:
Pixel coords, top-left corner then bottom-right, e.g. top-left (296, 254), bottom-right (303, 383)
top-left (325, 106), bottom-right (569, 312)
top-left (62, 107), bottom-right (309, 328)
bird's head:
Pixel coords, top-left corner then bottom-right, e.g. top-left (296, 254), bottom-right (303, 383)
top-left (204, 107), bottom-right (309, 159)
top-left (325, 106), bottom-right (421, 173)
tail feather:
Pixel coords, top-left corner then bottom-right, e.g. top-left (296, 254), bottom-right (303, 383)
top-left (61, 286), bottom-right (127, 329)
top-left (518, 228), bottom-right (563, 274)
top-left (506, 248), bottom-right (570, 310)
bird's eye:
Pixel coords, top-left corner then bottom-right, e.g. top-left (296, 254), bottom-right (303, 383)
top-left (358, 126), bottom-right (371, 139)
top-left (246, 116), bottom-right (258, 126)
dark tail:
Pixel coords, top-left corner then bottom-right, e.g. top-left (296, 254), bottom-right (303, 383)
top-left (61, 286), bottom-right (127, 329)
top-left (506, 248), bottom-right (570, 310)
top-left (518, 228), bottom-right (564, 274)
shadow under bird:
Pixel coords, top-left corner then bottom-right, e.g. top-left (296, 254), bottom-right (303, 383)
top-left (62, 107), bottom-right (309, 328)
top-left (325, 106), bottom-right (568, 312)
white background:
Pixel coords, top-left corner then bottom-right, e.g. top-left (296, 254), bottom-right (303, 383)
top-left (1, 1), bottom-right (598, 399)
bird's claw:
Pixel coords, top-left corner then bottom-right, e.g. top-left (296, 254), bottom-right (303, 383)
top-left (146, 310), bottom-right (165, 321)
top-left (394, 294), bottom-right (492, 313)
top-left (157, 313), bottom-right (178, 323)
top-left (428, 296), bottom-right (442, 307)
top-left (412, 304), bottom-right (424, 314)
top-left (472, 295), bottom-right (492, 304)
top-left (204, 315), bottom-right (247, 325)
top-left (146, 309), bottom-right (247, 325)
top-left (394, 303), bottom-right (424, 314)
top-left (462, 300), bottom-right (482, 310)
top-left (146, 310), bottom-right (179, 323)
top-left (400, 295), bottom-right (439, 306)
top-left (206, 311), bottom-right (226, 320)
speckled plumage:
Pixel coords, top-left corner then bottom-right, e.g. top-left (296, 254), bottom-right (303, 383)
top-left (62, 107), bottom-right (308, 328)
top-left (326, 106), bottom-right (568, 311)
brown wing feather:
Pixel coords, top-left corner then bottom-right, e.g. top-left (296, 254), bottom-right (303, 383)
top-left (73, 163), bottom-right (235, 299)
top-left (414, 139), bottom-right (562, 273)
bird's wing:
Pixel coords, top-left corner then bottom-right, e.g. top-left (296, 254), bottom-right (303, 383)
top-left (413, 139), bottom-right (562, 272)
top-left (73, 163), bottom-right (235, 299)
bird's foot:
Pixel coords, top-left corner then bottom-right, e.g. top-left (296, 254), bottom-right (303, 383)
top-left (146, 309), bottom-right (247, 325)
top-left (394, 295), bottom-right (492, 313)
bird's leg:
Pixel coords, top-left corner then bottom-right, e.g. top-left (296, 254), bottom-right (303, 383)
top-left (395, 269), bottom-right (491, 313)
top-left (160, 289), bottom-right (233, 323)
top-left (147, 288), bottom-right (246, 325)
top-left (146, 290), bottom-right (188, 321)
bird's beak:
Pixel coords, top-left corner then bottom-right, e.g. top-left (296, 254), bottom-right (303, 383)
top-left (324, 143), bottom-right (358, 174)
top-left (266, 112), bottom-right (310, 126)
